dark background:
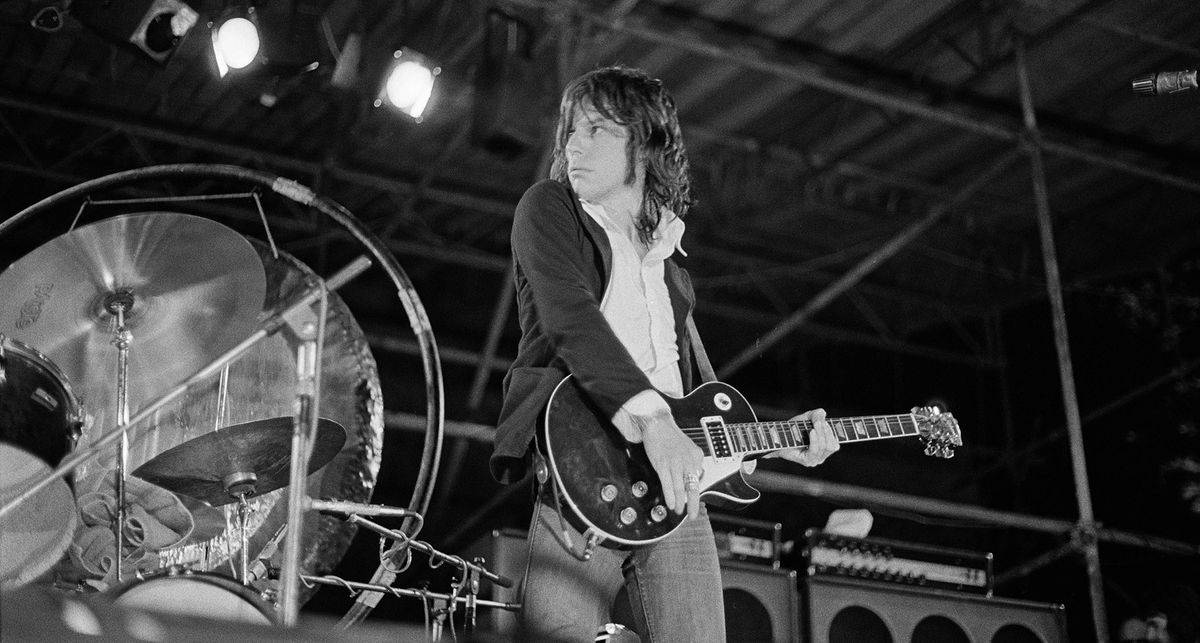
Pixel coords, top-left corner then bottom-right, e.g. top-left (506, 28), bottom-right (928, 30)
top-left (2, 0), bottom-right (1199, 640)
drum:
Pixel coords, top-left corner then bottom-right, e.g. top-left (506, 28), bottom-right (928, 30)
top-left (0, 335), bottom-right (84, 588)
top-left (0, 335), bottom-right (84, 475)
top-left (111, 567), bottom-right (278, 625)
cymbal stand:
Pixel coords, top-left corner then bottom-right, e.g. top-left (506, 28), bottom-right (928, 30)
top-left (277, 288), bottom-right (327, 626)
top-left (107, 292), bottom-right (134, 583)
top-left (0, 256), bottom-right (371, 522)
top-left (223, 472), bottom-right (258, 585)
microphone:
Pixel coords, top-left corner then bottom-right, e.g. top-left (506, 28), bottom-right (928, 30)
top-left (1132, 70), bottom-right (1198, 97)
top-left (307, 498), bottom-right (415, 518)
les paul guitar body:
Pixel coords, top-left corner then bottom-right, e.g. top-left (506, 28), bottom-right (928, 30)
top-left (539, 375), bottom-right (961, 548)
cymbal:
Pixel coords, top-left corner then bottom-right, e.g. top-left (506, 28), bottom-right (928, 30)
top-left (131, 417), bottom-right (347, 506)
top-left (0, 212), bottom-right (267, 424)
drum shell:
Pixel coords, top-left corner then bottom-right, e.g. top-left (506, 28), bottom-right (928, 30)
top-left (0, 336), bottom-right (84, 476)
top-left (111, 568), bottom-right (278, 625)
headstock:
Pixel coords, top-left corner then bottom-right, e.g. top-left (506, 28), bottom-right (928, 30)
top-left (911, 406), bottom-right (962, 458)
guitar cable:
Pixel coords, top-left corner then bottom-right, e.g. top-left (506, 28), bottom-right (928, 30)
top-left (532, 452), bottom-right (598, 563)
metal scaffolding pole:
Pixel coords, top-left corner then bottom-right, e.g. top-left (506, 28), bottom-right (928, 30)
top-left (1015, 41), bottom-right (1107, 643)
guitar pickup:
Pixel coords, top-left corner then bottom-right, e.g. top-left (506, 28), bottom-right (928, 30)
top-left (701, 416), bottom-right (734, 460)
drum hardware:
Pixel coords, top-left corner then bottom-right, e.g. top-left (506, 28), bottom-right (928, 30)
top-left (111, 565), bottom-right (280, 625)
top-left (299, 575), bottom-right (521, 635)
top-left (0, 255), bottom-right (369, 619)
top-left (128, 413), bottom-right (347, 591)
top-left (0, 212), bottom-right (270, 585)
top-left (0, 213), bottom-right (270, 462)
top-left (109, 294), bottom-right (133, 583)
top-left (1, 164), bottom-right (444, 631)
top-left (279, 310), bottom-right (325, 626)
top-left (128, 417), bottom-right (348, 508)
top-left (0, 256), bottom-right (371, 529)
top-left (309, 501), bottom-right (514, 640)
top-left (0, 334), bottom-right (84, 588)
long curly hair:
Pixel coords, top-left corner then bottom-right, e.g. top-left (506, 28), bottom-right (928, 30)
top-left (549, 66), bottom-right (694, 242)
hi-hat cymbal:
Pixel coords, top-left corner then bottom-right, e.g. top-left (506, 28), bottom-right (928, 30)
top-left (0, 212), bottom-right (267, 423)
top-left (131, 417), bottom-right (347, 506)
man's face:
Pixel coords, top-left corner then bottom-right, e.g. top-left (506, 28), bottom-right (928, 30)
top-left (564, 103), bottom-right (641, 205)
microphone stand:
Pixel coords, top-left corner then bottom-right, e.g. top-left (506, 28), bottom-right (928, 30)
top-left (342, 514), bottom-right (514, 590)
top-left (298, 574), bottom-right (520, 610)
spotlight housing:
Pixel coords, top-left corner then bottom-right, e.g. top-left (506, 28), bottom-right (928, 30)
top-left (71, 0), bottom-right (199, 63)
top-left (210, 6), bottom-right (261, 77)
top-left (374, 48), bottom-right (439, 121)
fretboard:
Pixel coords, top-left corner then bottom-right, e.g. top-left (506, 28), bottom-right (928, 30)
top-left (692, 414), bottom-right (919, 457)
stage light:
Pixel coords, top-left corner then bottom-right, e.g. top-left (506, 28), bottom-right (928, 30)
top-left (70, 0), bottom-right (199, 63)
top-left (30, 5), bottom-right (66, 33)
top-left (210, 7), bottom-right (261, 77)
top-left (374, 49), bottom-right (439, 121)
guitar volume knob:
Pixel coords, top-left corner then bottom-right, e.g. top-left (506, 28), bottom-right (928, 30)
top-left (620, 508), bottom-right (638, 525)
top-left (600, 484), bottom-right (618, 502)
top-left (713, 392), bottom-right (732, 411)
top-left (650, 505), bottom-right (667, 522)
top-left (631, 481), bottom-right (648, 498)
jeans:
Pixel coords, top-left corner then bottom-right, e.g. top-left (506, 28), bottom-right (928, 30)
top-left (519, 500), bottom-right (725, 642)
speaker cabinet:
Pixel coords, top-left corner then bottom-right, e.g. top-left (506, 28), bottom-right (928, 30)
top-left (463, 528), bottom-right (528, 634)
top-left (804, 575), bottom-right (1068, 643)
top-left (721, 561), bottom-right (800, 643)
top-left (464, 530), bottom-right (800, 642)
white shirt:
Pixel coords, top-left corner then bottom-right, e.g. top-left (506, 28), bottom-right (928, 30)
top-left (580, 199), bottom-right (687, 441)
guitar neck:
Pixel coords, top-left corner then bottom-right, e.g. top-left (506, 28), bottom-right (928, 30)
top-left (693, 414), bottom-right (920, 458)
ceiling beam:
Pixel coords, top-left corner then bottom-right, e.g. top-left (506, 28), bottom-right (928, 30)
top-left (502, 0), bottom-right (1200, 196)
top-left (719, 149), bottom-right (1023, 378)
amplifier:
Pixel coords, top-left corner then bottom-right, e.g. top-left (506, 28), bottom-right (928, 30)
top-left (710, 512), bottom-right (784, 568)
top-left (802, 529), bottom-right (993, 596)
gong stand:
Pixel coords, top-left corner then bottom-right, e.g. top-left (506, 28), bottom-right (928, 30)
top-left (0, 257), bottom-right (371, 522)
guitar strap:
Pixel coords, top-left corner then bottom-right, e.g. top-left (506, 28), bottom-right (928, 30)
top-left (686, 314), bottom-right (717, 384)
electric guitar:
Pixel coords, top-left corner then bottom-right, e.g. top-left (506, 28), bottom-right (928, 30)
top-left (539, 375), bottom-right (962, 548)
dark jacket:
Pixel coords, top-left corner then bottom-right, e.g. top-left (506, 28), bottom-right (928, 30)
top-left (490, 179), bottom-right (696, 483)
